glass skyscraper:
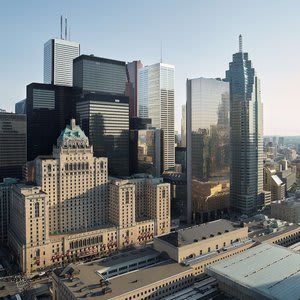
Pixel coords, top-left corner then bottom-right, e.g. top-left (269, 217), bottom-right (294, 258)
top-left (138, 63), bottom-right (175, 172)
top-left (226, 36), bottom-right (263, 214)
top-left (187, 78), bottom-right (230, 223)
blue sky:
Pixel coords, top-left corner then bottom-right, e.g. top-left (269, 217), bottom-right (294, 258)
top-left (1, 0), bottom-right (300, 135)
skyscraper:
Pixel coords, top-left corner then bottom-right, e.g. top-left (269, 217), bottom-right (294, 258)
top-left (73, 55), bottom-right (127, 94)
top-left (73, 54), bottom-right (130, 176)
top-left (126, 60), bottom-right (143, 117)
top-left (76, 93), bottom-right (129, 176)
top-left (138, 63), bottom-right (175, 171)
top-left (44, 38), bottom-right (80, 86)
top-left (181, 104), bottom-right (186, 147)
top-left (186, 78), bottom-right (230, 223)
top-left (26, 83), bottom-right (75, 161)
top-left (129, 118), bottom-right (162, 177)
top-left (0, 112), bottom-right (27, 181)
top-left (226, 35), bottom-right (263, 214)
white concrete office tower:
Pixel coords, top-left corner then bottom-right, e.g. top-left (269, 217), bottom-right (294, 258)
top-left (44, 39), bottom-right (80, 86)
top-left (138, 63), bottom-right (175, 171)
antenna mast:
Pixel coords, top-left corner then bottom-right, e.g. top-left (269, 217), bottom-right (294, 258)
top-left (239, 34), bottom-right (243, 53)
top-left (60, 15), bottom-right (63, 39)
top-left (65, 18), bottom-right (68, 40)
top-left (160, 41), bottom-right (163, 63)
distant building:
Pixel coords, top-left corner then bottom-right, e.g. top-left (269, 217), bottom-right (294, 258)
top-left (278, 136), bottom-right (284, 146)
top-left (186, 77), bottom-right (230, 223)
top-left (26, 83), bottom-right (75, 161)
top-left (175, 147), bottom-right (186, 173)
top-left (44, 38), bottom-right (80, 86)
top-left (263, 167), bottom-right (285, 202)
top-left (162, 172), bottom-right (187, 222)
top-left (129, 117), bottom-right (162, 177)
top-left (277, 160), bottom-right (296, 192)
top-left (271, 191), bottom-right (300, 224)
top-left (126, 60), bottom-right (143, 117)
top-left (15, 99), bottom-right (26, 114)
top-left (206, 244), bottom-right (300, 300)
top-left (138, 63), bottom-right (175, 171)
top-left (226, 35), bottom-right (263, 214)
top-left (73, 55), bottom-right (127, 95)
top-left (0, 178), bottom-right (18, 244)
top-left (0, 112), bottom-right (27, 181)
top-left (181, 104), bottom-right (186, 147)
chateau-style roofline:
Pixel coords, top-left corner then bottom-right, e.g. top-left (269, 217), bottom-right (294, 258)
top-left (57, 119), bottom-right (89, 148)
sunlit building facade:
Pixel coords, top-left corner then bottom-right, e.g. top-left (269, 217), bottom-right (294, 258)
top-left (187, 78), bottom-right (230, 223)
top-left (138, 63), bottom-right (175, 171)
top-left (226, 36), bottom-right (263, 214)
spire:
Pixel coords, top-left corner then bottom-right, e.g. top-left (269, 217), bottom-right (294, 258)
top-left (239, 34), bottom-right (243, 53)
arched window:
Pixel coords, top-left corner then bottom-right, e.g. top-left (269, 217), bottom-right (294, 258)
top-left (47, 165), bottom-right (51, 172)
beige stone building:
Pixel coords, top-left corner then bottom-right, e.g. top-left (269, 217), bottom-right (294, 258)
top-left (51, 219), bottom-right (254, 300)
top-left (271, 192), bottom-right (300, 224)
top-left (263, 167), bottom-right (285, 202)
top-left (8, 120), bottom-right (170, 274)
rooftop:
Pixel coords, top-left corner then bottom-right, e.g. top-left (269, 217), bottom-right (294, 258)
top-left (157, 220), bottom-right (238, 247)
top-left (55, 260), bottom-right (193, 299)
top-left (206, 243), bottom-right (300, 300)
top-left (57, 119), bottom-right (89, 148)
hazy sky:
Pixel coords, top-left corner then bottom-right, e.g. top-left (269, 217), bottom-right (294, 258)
top-left (1, 0), bottom-right (299, 135)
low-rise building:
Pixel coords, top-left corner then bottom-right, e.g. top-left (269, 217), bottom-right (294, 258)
top-left (206, 243), bottom-right (300, 300)
top-left (271, 192), bottom-right (300, 224)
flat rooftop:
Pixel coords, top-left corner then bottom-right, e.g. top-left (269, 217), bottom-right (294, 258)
top-left (55, 260), bottom-right (193, 299)
top-left (206, 243), bottom-right (300, 300)
top-left (157, 220), bottom-right (238, 247)
top-left (83, 247), bottom-right (159, 271)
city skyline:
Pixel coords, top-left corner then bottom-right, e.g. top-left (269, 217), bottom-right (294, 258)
top-left (1, 0), bottom-right (300, 135)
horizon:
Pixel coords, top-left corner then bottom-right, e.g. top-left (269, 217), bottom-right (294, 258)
top-left (1, 0), bottom-right (300, 135)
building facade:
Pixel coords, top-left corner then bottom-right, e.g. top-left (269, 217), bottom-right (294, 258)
top-left (44, 38), bottom-right (80, 87)
top-left (226, 35), bottom-right (263, 214)
top-left (73, 55), bottom-right (127, 95)
top-left (129, 118), bottom-right (162, 177)
top-left (186, 78), bottom-right (230, 223)
top-left (138, 63), bottom-right (175, 171)
top-left (76, 93), bottom-right (129, 176)
top-left (181, 104), bottom-right (186, 147)
top-left (0, 178), bottom-right (18, 245)
top-left (0, 112), bottom-right (27, 181)
top-left (8, 121), bottom-right (170, 274)
top-left (26, 83), bottom-right (75, 161)
top-left (126, 60), bottom-right (143, 117)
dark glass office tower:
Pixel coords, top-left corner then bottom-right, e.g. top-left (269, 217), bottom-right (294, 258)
top-left (226, 35), bottom-right (263, 214)
top-left (73, 54), bottom-right (130, 176)
top-left (76, 93), bottom-right (129, 176)
top-left (126, 61), bottom-right (143, 117)
top-left (187, 78), bottom-right (230, 223)
top-left (0, 113), bottom-right (27, 180)
top-left (26, 83), bottom-right (75, 161)
top-left (73, 55), bottom-right (127, 95)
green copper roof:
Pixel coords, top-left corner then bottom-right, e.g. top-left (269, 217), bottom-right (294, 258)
top-left (57, 119), bottom-right (89, 148)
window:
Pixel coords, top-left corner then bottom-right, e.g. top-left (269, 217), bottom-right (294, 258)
top-left (35, 202), bottom-right (40, 218)
top-left (126, 191), bottom-right (130, 204)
